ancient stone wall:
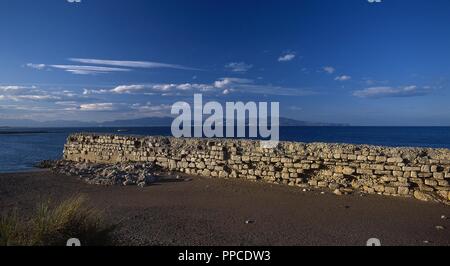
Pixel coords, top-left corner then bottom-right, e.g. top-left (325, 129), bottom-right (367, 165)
top-left (63, 133), bottom-right (450, 203)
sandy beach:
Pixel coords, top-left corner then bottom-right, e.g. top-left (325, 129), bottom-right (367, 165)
top-left (1, 170), bottom-right (449, 246)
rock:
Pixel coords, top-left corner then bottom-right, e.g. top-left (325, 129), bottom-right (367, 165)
top-left (245, 220), bottom-right (255, 224)
top-left (435, 225), bottom-right (445, 230)
top-left (137, 182), bottom-right (147, 188)
top-left (317, 181), bottom-right (328, 188)
top-left (35, 160), bottom-right (56, 169)
top-left (441, 215), bottom-right (447, 220)
top-left (414, 191), bottom-right (434, 202)
top-left (398, 187), bottom-right (410, 195)
top-left (333, 189), bottom-right (343, 196)
top-left (342, 167), bottom-right (356, 175)
top-left (123, 180), bottom-right (135, 186)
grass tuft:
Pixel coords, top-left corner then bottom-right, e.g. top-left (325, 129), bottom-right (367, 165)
top-left (0, 195), bottom-right (114, 246)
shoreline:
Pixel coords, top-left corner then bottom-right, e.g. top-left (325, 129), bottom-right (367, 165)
top-left (1, 170), bottom-right (449, 246)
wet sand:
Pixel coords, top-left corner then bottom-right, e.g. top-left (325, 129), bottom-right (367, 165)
top-left (0, 170), bottom-right (449, 246)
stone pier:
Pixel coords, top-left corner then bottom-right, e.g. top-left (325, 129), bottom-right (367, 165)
top-left (63, 133), bottom-right (450, 203)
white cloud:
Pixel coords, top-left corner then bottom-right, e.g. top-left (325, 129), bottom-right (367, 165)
top-left (278, 53), bottom-right (296, 62)
top-left (26, 63), bottom-right (47, 70)
top-left (27, 58), bottom-right (203, 76)
top-left (323, 66), bottom-right (335, 74)
top-left (0, 85), bottom-right (31, 93)
top-left (50, 65), bottom-right (131, 75)
top-left (84, 77), bottom-right (313, 97)
top-left (353, 85), bottom-right (431, 98)
top-left (0, 85), bottom-right (59, 102)
top-left (104, 83), bottom-right (215, 95)
top-left (0, 85), bottom-right (89, 102)
top-left (69, 58), bottom-right (202, 71)
top-left (111, 85), bottom-right (147, 94)
top-left (10, 95), bottom-right (61, 101)
top-left (79, 103), bottom-right (116, 111)
top-left (214, 78), bottom-right (253, 89)
top-left (131, 102), bottom-right (171, 113)
top-left (225, 62), bottom-right (253, 73)
top-left (335, 75), bottom-right (352, 81)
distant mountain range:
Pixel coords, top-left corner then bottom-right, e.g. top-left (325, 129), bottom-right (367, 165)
top-left (0, 117), bottom-right (349, 128)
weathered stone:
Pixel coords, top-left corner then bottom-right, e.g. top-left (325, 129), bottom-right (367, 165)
top-left (384, 187), bottom-right (397, 195)
top-left (387, 157), bottom-right (403, 163)
top-left (62, 133), bottom-right (450, 204)
top-left (433, 172), bottom-right (444, 180)
top-left (333, 189), bottom-right (343, 196)
top-left (421, 165), bottom-right (431, 173)
top-left (418, 184), bottom-right (434, 192)
top-left (425, 179), bottom-right (438, 186)
top-left (414, 191), bottom-right (434, 202)
top-left (342, 167), bottom-right (356, 175)
top-left (398, 187), bottom-right (410, 195)
top-left (374, 185), bottom-right (385, 193)
top-left (317, 181), bottom-right (328, 188)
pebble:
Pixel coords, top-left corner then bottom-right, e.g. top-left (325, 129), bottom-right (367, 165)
top-left (333, 189), bottom-right (343, 196)
top-left (441, 215), bottom-right (447, 220)
top-left (51, 160), bottom-right (165, 186)
top-left (245, 220), bottom-right (255, 224)
top-left (137, 182), bottom-right (147, 188)
top-left (435, 225), bottom-right (445, 230)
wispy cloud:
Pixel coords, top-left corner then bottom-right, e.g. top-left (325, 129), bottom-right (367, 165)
top-left (353, 85), bottom-right (432, 98)
top-left (84, 77), bottom-right (313, 97)
top-left (26, 63), bottom-right (47, 70)
top-left (225, 62), bottom-right (253, 73)
top-left (278, 52), bottom-right (296, 62)
top-left (0, 85), bottom-right (89, 102)
top-left (49, 65), bottom-right (131, 75)
top-left (335, 75), bottom-right (352, 81)
top-left (79, 103), bottom-right (116, 111)
top-left (111, 83), bottom-right (214, 94)
top-left (26, 58), bottom-right (203, 75)
top-left (323, 66), bottom-right (335, 74)
top-left (131, 102), bottom-right (172, 115)
top-left (214, 78), bottom-right (253, 89)
top-left (69, 58), bottom-right (203, 71)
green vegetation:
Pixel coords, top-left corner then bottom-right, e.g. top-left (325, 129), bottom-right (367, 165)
top-left (0, 195), bottom-right (114, 246)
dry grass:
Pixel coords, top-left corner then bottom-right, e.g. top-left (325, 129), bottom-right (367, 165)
top-left (0, 195), bottom-right (114, 246)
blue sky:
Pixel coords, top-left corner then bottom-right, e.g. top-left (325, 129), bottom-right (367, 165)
top-left (0, 0), bottom-right (449, 126)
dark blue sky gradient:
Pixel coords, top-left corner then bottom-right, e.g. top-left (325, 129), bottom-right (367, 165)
top-left (0, 0), bottom-right (449, 125)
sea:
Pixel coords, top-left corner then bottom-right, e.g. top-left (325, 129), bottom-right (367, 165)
top-left (1, 127), bottom-right (449, 173)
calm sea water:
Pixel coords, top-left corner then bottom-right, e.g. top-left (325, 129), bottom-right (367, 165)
top-left (0, 127), bottom-right (449, 173)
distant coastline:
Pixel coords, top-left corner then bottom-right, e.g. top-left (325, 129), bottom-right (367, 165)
top-left (0, 117), bottom-right (349, 128)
